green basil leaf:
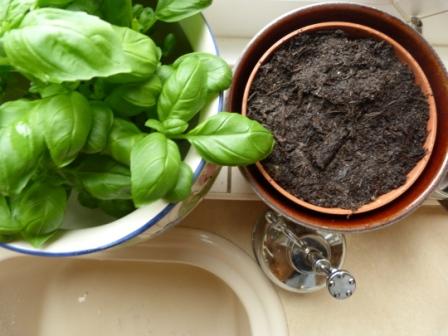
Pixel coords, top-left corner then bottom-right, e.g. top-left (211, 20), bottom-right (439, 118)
top-left (104, 118), bottom-right (144, 166)
top-left (162, 118), bottom-right (189, 135)
top-left (106, 75), bottom-right (162, 117)
top-left (0, 98), bottom-right (37, 129)
top-left (157, 64), bottom-right (174, 84)
top-left (98, 199), bottom-right (135, 218)
top-left (108, 26), bottom-right (160, 83)
top-left (100, 0), bottom-right (132, 27)
top-left (155, 0), bottom-right (212, 23)
top-left (0, 0), bottom-right (35, 35)
top-left (3, 8), bottom-right (130, 83)
top-left (38, 92), bottom-right (92, 167)
top-left (174, 52), bottom-right (233, 93)
top-left (132, 6), bottom-right (156, 33)
top-left (132, 4), bottom-right (144, 17)
top-left (37, 0), bottom-right (74, 7)
top-left (145, 119), bottom-right (164, 133)
top-left (131, 132), bottom-right (181, 206)
top-left (22, 230), bottom-right (59, 248)
top-left (185, 112), bottom-right (275, 166)
top-left (145, 118), bottom-right (188, 136)
top-left (0, 196), bottom-right (20, 234)
top-left (83, 101), bottom-right (114, 154)
top-left (164, 162), bottom-right (193, 203)
top-left (162, 33), bottom-right (176, 57)
top-left (157, 57), bottom-right (207, 122)
top-left (0, 119), bottom-right (44, 195)
top-left (11, 180), bottom-right (67, 236)
top-left (74, 155), bottom-right (131, 200)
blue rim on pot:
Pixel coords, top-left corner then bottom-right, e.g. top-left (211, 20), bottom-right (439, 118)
top-left (1, 14), bottom-right (223, 257)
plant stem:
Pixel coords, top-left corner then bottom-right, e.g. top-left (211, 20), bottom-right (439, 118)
top-left (169, 134), bottom-right (188, 140)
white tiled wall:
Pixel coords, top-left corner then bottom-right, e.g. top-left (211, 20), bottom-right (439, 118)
top-left (203, 0), bottom-right (400, 38)
top-left (204, 0), bottom-right (448, 201)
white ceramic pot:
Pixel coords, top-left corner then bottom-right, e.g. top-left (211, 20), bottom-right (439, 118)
top-left (1, 14), bottom-right (223, 256)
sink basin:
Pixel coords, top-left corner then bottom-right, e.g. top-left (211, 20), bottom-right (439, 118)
top-left (0, 228), bottom-right (288, 336)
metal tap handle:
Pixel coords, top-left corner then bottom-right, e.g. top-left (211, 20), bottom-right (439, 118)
top-left (266, 212), bottom-right (356, 299)
top-left (312, 256), bottom-right (356, 299)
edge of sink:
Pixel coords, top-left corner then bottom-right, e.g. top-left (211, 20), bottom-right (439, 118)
top-left (0, 228), bottom-right (289, 336)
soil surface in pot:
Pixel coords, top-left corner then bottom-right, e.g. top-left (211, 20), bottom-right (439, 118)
top-left (247, 30), bottom-right (429, 210)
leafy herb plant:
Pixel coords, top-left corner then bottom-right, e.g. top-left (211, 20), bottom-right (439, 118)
top-left (0, 0), bottom-right (274, 247)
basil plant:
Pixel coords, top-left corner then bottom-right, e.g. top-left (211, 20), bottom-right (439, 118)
top-left (0, 0), bottom-right (274, 247)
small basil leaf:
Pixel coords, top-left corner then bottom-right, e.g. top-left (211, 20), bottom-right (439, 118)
top-left (37, 0), bottom-right (75, 7)
top-left (11, 180), bottom-right (67, 236)
top-left (162, 33), bottom-right (176, 57)
top-left (0, 196), bottom-right (20, 234)
top-left (155, 0), bottom-right (212, 23)
top-left (106, 75), bottom-right (162, 117)
top-left (74, 155), bottom-right (131, 200)
top-left (164, 162), bottom-right (193, 203)
top-left (157, 64), bottom-right (174, 84)
top-left (0, 120), bottom-right (44, 195)
top-left (186, 112), bottom-right (275, 166)
top-left (162, 119), bottom-right (188, 135)
top-left (0, 0), bottom-right (35, 35)
top-left (145, 119), bottom-right (164, 133)
top-left (157, 57), bottom-right (207, 122)
top-left (38, 92), bottom-right (92, 167)
top-left (144, 118), bottom-right (188, 136)
top-left (108, 26), bottom-right (160, 83)
top-left (174, 52), bottom-right (233, 94)
top-left (132, 6), bottom-right (156, 33)
top-left (98, 199), bottom-right (135, 218)
top-left (3, 8), bottom-right (130, 83)
top-left (104, 118), bottom-right (144, 166)
top-left (131, 132), bottom-right (181, 206)
top-left (100, 0), bottom-right (132, 27)
top-left (132, 4), bottom-right (145, 18)
top-left (83, 101), bottom-right (114, 154)
top-left (132, 4), bottom-right (144, 17)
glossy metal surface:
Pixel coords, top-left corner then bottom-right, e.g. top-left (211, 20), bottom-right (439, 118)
top-left (228, 3), bottom-right (448, 232)
top-left (253, 211), bottom-right (355, 299)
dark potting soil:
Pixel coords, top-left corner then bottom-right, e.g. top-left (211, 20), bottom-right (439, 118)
top-left (247, 30), bottom-right (429, 210)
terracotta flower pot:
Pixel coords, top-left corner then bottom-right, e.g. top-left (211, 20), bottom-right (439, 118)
top-left (227, 3), bottom-right (448, 232)
top-left (241, 21), bottom-right (437, 216)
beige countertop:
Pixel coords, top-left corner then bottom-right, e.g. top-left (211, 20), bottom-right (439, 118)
top-left (181, 200), bottom-right (448, 336)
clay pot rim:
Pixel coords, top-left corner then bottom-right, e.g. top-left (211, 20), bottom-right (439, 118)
top-left (241, 21), bottom-right (437, 216)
